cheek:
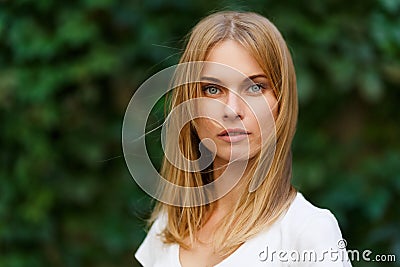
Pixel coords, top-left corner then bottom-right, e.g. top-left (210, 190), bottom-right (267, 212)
top-left (263, 91), bottom-right (278, 118)
top-left (196, 99), bottom-right (222, 120)
top-left (262, 94), bottom-right (278, 123)
top-left (193, 118), bottom-right (220, 155)
top-left (246, 95), bottom-right (277, 123)
top-left (266, 91), bottom-right (279, 120)
top-left (269, 97), bottom-right (279, 120)
top-left (195, 118), bottom-right (217, 139)
top-left (246, 95), bottom-right (277, 149)
top-left (194, 99), bottom-right (225, 138)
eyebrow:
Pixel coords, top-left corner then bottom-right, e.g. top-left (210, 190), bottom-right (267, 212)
top-left (200, 74), bottom-right (268, 85)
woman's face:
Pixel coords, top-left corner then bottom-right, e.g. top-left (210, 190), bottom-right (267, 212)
top-left (195, 39), bottom-right (278, 166)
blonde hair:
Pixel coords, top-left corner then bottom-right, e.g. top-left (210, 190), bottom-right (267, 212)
top-left (150, 11), bottom-right (298, 256)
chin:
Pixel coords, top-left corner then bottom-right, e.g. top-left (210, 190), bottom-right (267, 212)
top-left (216, 150), bottom-right (253, 163)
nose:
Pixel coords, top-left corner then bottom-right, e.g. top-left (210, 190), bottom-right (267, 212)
top-left (223, 91), bottom-right (244, 121)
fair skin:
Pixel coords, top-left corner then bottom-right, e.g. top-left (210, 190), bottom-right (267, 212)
top-left (179, 39), bottom-right (278, 267)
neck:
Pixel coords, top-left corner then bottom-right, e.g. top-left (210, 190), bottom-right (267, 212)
top-left (212, 157), bottom-right (252, 214)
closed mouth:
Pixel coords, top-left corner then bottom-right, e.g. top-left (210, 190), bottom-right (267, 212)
top-left (218, 128), bottom-right (251, 136)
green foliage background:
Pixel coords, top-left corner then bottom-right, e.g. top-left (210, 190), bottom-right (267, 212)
top-left (0, 0), bottom-right (399, 266)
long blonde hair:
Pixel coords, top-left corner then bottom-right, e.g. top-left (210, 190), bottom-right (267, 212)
top-left (150, 11), bottom-right (298, 256)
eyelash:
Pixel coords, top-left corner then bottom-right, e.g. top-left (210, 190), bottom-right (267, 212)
top-left (201, 83), bottom-right (267, 95)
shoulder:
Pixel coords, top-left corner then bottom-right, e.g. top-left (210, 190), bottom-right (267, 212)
top-left (282, 192), bottom-right (343, 244)
top-left (216, 192), bottom-right (351, 266)
top-left (135, 213), bottom-right (176, 267)
top-left (277, 192), bottom-right (352, 266)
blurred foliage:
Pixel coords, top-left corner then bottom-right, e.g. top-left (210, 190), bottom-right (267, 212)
top-left (0, 0), bottom-right (399, 266)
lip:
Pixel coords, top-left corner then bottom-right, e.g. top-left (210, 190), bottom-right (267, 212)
top-left (217, 128), bottom-right (251, 143)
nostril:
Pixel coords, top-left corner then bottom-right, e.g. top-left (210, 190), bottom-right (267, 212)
top-left (223, 112), bottom-right (242, 120)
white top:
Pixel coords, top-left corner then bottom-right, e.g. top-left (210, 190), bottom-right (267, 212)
top-left (135, 192), bottom-right (352, 267)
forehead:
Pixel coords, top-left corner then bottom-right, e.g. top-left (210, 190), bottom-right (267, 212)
top-left (202, 39), bottom-right (264, 79)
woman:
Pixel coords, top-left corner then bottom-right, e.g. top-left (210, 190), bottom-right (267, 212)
top-left (135, 11), bottom-right (351, 267)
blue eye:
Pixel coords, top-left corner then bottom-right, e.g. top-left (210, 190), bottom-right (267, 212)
top-left (202, 85), bottom-right (221, 95)
top-left (248, 84), bottom-right (263, 93)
